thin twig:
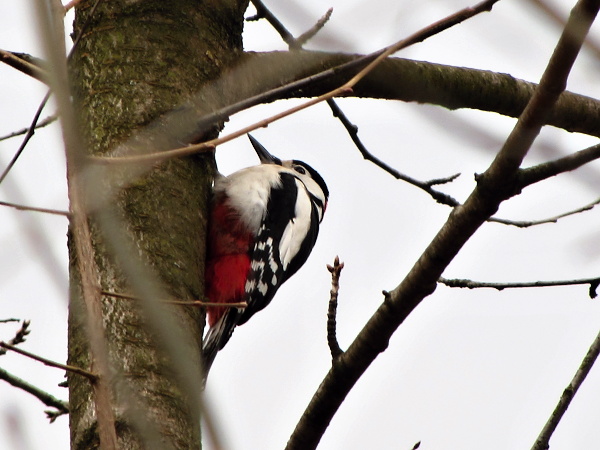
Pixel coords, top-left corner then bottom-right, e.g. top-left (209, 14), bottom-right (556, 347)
top-left (0, 320), bottom-right (31, 356)
top-left (326, 257), bottom-right (345, 361)
top-left (489, 197), bottom-right (600, 228)
top-left (439, 276), bottom-right (600, 299)
top-left (295, 8), bottom-right (333, 48)
top-left (252, 2), bottom-right (333, 50)
top-left (0, 91), bottom-right (51, 186)
top-left (91, 0), bottom-right (501, 166)
top-left (326, 97), bottom-right (463, 205)
top-left (34, 0), bottom-right (119, 446)
top-left (0, 366), bottom-right (69, 422)
top-left (486, 141), bottom-right (600, 227)
top-left (0, 200), bottom-right (70, 217)
top-left (0, 0), bottom-right (104, 187)
top-left (0, 318), bottom-right (21, 323)
top-left (249, 0), bottom-right (296, 46)
top-left (255, 0), bottom-right (464, 206)
top-left (531, 326), bottom-right (600, 450)
top-left (0, 115), bottom-right (57, 142)
top-left (0, 49), bottom-right (49, 82)
top-left (285, 1), bottom-right (598, 448)
top-left (519, 142), bottom-right (600, 188)
top-left (321, 3), bottom-right (600, 227)
top-left (101, 290), bottom-right (248, 308)
top-left (0, 341), bottom-right (97, 381)
top-left (9, 320), bottom-right (30, 346)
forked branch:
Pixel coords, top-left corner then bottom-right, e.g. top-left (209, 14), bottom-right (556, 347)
top-left (285, 1), bottom-right (600, 448)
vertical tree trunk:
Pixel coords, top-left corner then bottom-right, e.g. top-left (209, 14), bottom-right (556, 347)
top-left (67, 1), bottom-right (248, 448)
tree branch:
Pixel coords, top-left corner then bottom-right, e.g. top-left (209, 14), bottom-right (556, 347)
top-left (0, 341), bottom-right (97, 381)
top-left (33, 0), bottom-right (118, 446)
top-left (101, 289), bottom-right (248, 308)
top-left (91, 0), bottom-right (503, 166)
top-left (439, 276), bottom-right (600, 299)
top-left (0, 320), bottom-right (30, 356)
top-left (285, 1), bottom-right (600, 448)
top-left (0, 200), bottom-right (70, 217)
top-left (326, 257), bottom-right (344, 361)
top-left (485, 196), bottom-right (600, 228)
top-left (0, 92), bottom-right (50, 186)
top-left (518, 142), bottom-right (600, 188)
top-left (0, 49), bottom-right (48, 82)
top-left (0, 114), bottom-right (57, 142)
top-left (531, 326), bottom-right (600, 450)
top-left (0, 367), bottom-right (69, 422)
top-left (295, 8), bottom-right (333, 48)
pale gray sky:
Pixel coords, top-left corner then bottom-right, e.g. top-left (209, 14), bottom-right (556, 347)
top-left (1, 1), bottom-right (599, 449)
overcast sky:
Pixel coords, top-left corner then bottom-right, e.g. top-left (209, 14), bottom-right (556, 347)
top-left (1, 1), bottom-right (600, 449)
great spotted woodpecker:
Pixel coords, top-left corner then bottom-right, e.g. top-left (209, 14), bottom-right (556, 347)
top-left (202, 135), bottom-right (329, 376)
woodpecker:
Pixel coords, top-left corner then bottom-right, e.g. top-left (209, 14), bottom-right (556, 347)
top-left (202, 135), bottom-right (329, 376)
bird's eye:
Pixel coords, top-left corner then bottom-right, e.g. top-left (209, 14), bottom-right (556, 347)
top-left (294, 165), bottom-right (306, 175)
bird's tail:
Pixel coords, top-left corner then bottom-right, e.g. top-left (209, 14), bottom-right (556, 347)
top-left (202, 308), bottom-right (242, 381)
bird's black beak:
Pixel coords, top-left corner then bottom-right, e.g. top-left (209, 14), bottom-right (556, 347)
top-left (248, 134), bottom-right (282, 165)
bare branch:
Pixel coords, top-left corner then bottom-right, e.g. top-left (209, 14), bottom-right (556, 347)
top-left (519, 142), bottom-right (600, 188)
top-left (0, 318), bottom-right (20, 323)
top-left (326, 96), bottom-right (464, 206)
top-left (91, 0), bottom-right (502, 166)
top-left (328, 94), bottom-right (598, 229)
top-left (439, 276), bottom-right (600, 299)
top-left (0, 341), bottom-right (97, 381)
top-left (45, 408), bottom-right (69, 423)
top-left (0, 49), bottom-right (48, 82)
top-left (9, 320), bottom-right (30, 346)
top-left (295, 8), bottom-right (333, 48)
top-left (326, 257), bottom-right (344, 361)
top-left (285, 1), bottom-right (599, 448)
top-left (531, 326), bottom-right (600, 450)
top-left (249, 0), bottom-right (296, 46)
top-left (101, 290), bottom-right (248, 308)
top-left (0, 200), bottom-right (70, 217)
top-left (0, 366), bottom-right (69, 422)
top-left (250, 1), bottom-right (332, 50)
top-left (33, 0), bottom-right (118, 446)
top-left (0, 320), bottom-right (31, 356)
top-left (0, 114), bottom-right (57, 142)
top-left (252, 0), bottom-right (460, 217)
top-left (0, 91), bottom-right (51, 186)
top-left (488, 197), bottom-right (600, 228)
top-left (0, 0), bottom-right (105, 186)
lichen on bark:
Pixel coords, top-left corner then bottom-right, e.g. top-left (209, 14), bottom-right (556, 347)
top-left (67, 0), bottom-right (249, 448)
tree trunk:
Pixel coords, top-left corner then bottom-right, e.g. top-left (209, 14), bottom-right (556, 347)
top-left (67, 1), bottom-right (248, 448)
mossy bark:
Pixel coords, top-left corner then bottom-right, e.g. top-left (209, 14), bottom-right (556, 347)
top-left (67, 1), bottom-right (248, 448)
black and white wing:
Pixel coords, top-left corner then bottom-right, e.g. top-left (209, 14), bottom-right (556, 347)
top-left (238, 173), bottom-right (320, 325)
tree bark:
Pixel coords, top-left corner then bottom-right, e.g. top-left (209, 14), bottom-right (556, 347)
top-left (67, 1), bottom-right (248, 448)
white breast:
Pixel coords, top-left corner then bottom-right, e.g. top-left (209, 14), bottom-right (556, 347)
top-left (216, 165), bottom-right (283, 233)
